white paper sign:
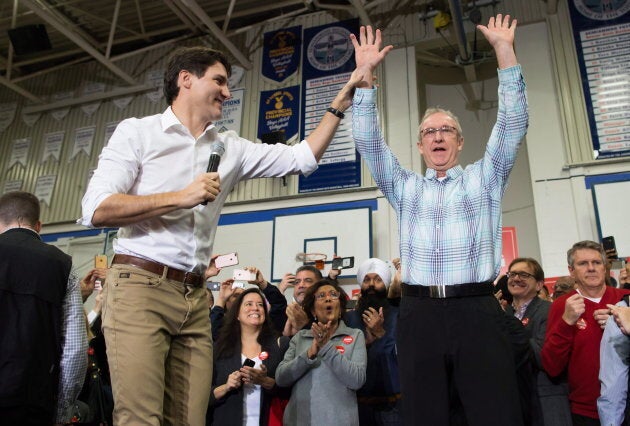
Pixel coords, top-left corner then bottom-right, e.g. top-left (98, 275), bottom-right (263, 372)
top-left (104, 121), bottom-right (120, 146)
top-left (50, 91), bottom-right (74, 121)
top-left (86, 167), bottom-right (97, 190)
top-left (112, 95), bottom-right (133, 110)
top-left (70, 126), bottom-right (96, 160)
top-left (8, 138), bottom-right (31, 169)
top-left (214, 89), bottom-right (244, 133)
top-left (42, 131), bottom-right (65, 163)
top-left (145, 69), bottom-right (164, 103)
top-left (22, 112), bottom-right (41, 127)
top-left (81, 81), bottom-right (106, 116)
top-left (2, 180), bottom-right (23, 194)
top-left (34, 175), bottom-right (56, 206)
top-left (0, 102), bottom-right (17, 132)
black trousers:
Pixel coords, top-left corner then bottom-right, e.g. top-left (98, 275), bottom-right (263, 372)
top-left (0, 406), bottom-right (52, 425)
top-left (396, 294), bottom-right (523, 426)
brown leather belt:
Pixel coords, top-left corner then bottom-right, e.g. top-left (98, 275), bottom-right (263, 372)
top-left (111, 254), bottom-right (203, 288)
top-left (402, 282), bottom-right (494, 299)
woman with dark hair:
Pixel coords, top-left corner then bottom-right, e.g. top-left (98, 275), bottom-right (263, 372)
top-left (276, 279), bottom-right (367, 425)
top-left (207, 288), bottom-right (283, 426)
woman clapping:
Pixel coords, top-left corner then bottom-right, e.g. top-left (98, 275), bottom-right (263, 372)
top-left (276, 279), bottom-right (367, 425)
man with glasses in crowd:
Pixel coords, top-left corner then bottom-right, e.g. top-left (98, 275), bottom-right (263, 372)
top-left (351, 14), bottom-right (528, 425)
top-left (505, 258), bottom-right (572, 425)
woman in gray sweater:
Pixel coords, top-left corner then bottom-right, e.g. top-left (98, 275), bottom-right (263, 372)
top-left (276, 279), bottom-right (367, 425)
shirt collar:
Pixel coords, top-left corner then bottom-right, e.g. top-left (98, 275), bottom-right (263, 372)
top-left (425, 165), bottom-right (464, 181)
top-left (160, 107), bottom-right (217, 137)
top-left (2, 227), bottom-right (42, 240)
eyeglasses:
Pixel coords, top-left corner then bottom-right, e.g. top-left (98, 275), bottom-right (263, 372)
top-left (507, 271), bottom-right (535, 280)
top-left (315, 290), bottom-right (340, 300)
top-left (420, 125), bottom-right (458, 140)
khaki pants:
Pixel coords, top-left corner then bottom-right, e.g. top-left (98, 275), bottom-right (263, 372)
top-left (102, 264), bottom-right (212, 426)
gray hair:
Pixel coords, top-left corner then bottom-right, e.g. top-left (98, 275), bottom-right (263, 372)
top-left (417, 107), bottom-right (463, 141)
top-left (567, 240), bottom-right (606, 267)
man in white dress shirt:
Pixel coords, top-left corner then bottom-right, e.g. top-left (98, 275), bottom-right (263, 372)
top-left (80, 46), bottom-right (360, 425)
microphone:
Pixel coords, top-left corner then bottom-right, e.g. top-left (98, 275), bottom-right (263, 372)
top-left (206, 141), bottom-right (225, 173)
top-left (202, 141), bottom-right (225, 205)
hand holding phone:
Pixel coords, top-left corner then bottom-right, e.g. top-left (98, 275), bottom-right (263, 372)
top-left (602, 236), bottom-right (618, 259)
top-left (332, 256), bottom-right (355, 270)
top-left (233, 269), bottom-right (256, 281)
top-left (215, 252), bottom-right (239, 268)
top-left (94, 254), bottom-right (108, 269)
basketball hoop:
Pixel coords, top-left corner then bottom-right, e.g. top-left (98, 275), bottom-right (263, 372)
top-left (295, 252), bottom-right (327, 270)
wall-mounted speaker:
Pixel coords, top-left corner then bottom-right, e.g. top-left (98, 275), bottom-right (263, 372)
top-left (8, 24), bottom-right (52, 55)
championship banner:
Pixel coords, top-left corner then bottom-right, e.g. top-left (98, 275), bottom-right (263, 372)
top-left (567, 1), bottom-right (630, 159)
top-left (262, 26), bottom-right (302, 83)
top-left (257, 85), bottom-right (300, 143)
top-left (299, 19), bottom-right (360, 193)
top-left (214, 88), bottom-right (244, 133)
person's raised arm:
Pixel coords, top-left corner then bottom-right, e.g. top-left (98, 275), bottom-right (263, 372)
top-left (476, 14), bottom-right (517, 70)
top-left (305, 26), bottom-right (393, 161)
top-left (91, 173), bottom-right (221, 227)
top-left (349, 26), bottom-right (393, 88)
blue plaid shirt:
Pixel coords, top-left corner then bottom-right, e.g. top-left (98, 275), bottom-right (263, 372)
top-left (56, 269), bottom-right (88, 422)
top-left (352, 65), bottom-right (528, 286)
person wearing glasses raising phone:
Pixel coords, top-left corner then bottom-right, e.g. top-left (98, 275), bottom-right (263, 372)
top-left (276, 280), bottom-right (367, 425)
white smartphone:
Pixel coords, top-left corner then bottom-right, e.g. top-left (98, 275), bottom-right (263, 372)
top-left (215, 252), bottom-right (239, 269)
top-left (233, 269), bottom-right (256, 281)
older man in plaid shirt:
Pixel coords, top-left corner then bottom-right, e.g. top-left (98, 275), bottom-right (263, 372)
top-left (350, 14), bottom-right (529, 426)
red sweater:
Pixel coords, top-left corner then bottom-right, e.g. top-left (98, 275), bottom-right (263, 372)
top-left (541, 287), bottom-right (630, 419)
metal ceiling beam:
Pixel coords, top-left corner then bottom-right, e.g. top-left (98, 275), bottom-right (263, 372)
top-left (227, 7), bottom-right (308, 36)
top-left (134, 0), bottom-right (147, 36)
top-left (447, 0), bottom-right (477, 82)
top-left (2, 23), bottom-right (190, 71)
top-left (60, 4), bottom-right (144, 38)
top-left (222, 0), bottom-right (237, 32)
top-left (105, 0), bottom-right (122, 58)
top-left (20, 0), bottom-right (138, 85)
top-left (163, 0), bottom-right (202, 33)
top-left (347, 0), bottom-right (373, 27)
top-left (39, 0), bottom-right (102, 49)
top-left (176, 0), bottom-right (252, 70)
top-left (22, 84), bottom-right (153, 115)
top-left (0, 75), bottom-right (43, 103)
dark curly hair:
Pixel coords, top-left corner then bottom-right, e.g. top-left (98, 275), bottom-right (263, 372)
top-left (215, 287), bottom-right (276, 359)
top-left (301, 279), bottom-right (347, 323)
top-left (163, 46), bottom-right (231, 105)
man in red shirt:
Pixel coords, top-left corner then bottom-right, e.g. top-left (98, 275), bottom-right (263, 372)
top-left (542, 240), bottom-right (630, 426)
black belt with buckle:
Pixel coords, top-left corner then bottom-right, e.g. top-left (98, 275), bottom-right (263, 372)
top-left (111, 254), bottom-right (204, 288)
top-left (402, 282), bottom-right (494, 299)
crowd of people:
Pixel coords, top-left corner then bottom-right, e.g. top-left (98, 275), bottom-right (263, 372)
top-left (3, 11), bottom-right (630, 426)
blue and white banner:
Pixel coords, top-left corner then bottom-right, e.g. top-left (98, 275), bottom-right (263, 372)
top-left (567, 0), bottom-right (630, 159)
top-left (299, 19), bottom-right (360, 193)
top-left (262, 26), bottom-right (302, 83)
top-left (258, 85), bottom-right (300, 143)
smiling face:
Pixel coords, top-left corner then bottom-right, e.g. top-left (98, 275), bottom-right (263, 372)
top-left (311, 284), bottom-right (341, 326)
top-left (569, 248), bottom-right (606, 292)
top-left (183, 62), bottom-right (231, 122)
top-left (507, 261), bottom-right (542, 302)
top-left (417, 111), bottom-right (464, 177)
top-left (237, 292), bottom-right (265, 328)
